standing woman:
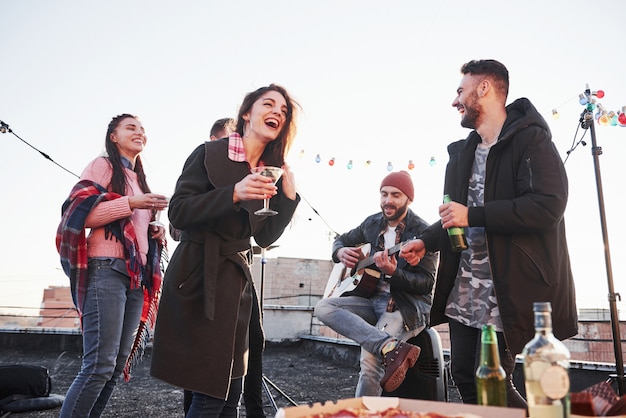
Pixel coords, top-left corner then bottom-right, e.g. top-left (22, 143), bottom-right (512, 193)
top-left (151, 84), bottom-right (300, 418)
top-left (56, 114), bottom-right (167, 417)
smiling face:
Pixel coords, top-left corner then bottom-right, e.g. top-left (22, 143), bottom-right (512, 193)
top-left (242, 90), bottom-right (288, 142)
top-left (380, 185), bottom-right (410, 223)
top-left (452, 74), bottom-right (483, 130)
top-left (110, 117), bottom-right (146, 161)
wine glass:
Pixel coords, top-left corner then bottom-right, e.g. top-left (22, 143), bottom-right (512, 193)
top-left (251, 166), bottom-right (283, 216)
top-left (149, 196), bottom-right (170, 227)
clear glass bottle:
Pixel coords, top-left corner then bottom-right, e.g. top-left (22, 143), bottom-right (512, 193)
top-left (475, 324), bottom-right (507, 406)
top-left (522, 302), bottom-right (571, 418)
top-left (443, 194), bottom-right (468, 252)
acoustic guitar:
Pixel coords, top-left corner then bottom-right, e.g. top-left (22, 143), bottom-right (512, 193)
top-left (322, 241), bottom-right (407, 299)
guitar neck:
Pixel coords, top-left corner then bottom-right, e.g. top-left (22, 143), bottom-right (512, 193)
top-left (354, 241), bottom-right (406, 271)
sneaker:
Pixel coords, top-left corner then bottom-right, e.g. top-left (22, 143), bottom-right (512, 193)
top-left (380, 341), bottom-right (421, 392)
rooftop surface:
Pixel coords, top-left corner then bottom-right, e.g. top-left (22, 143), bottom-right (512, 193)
top-left (1, 340), bottom-right (464, 418)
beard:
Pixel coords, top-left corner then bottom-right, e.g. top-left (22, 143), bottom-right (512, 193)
top-left (381, 200), bottom-right (409, 222)
top-left (460, 91), bottom-right (482, 129)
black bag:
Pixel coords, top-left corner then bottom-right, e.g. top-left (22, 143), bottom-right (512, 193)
top-left (0, 365), bottom-right (51, 404)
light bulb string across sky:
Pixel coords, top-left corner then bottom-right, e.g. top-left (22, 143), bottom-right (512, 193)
top-left (299, 86), bottom-right (623, 173)
top-left (301, 151), bottom-right (437, 172)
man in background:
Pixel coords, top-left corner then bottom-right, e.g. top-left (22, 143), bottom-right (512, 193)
top-left (315, 171), bottom-right (438, 396)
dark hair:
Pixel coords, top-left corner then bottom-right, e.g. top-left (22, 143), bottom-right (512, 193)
top-left (210, 118), bottom-right (236, 138)
top-left (235, 83), bottom-right (300, 166)
top-left (104, 114), bottom-right (151, 196)
top-left (460, 59), bottom-right (509, 98)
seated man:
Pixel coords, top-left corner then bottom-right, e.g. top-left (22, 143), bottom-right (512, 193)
top-left (315, 171), bottom-right (438, 396)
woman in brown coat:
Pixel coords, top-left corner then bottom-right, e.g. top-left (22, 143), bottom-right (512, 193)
top-left (151, 84), bottom-right (300, 418)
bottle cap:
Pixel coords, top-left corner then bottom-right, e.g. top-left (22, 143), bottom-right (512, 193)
top-left (533, 302), bottom-right (551, 312)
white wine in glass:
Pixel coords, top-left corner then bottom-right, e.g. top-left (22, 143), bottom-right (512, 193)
top-left (251, 166), bottom-right (283, 216)
top-left (149, 195), bottom-right (170, 227)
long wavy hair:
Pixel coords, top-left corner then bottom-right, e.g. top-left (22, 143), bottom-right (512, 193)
top-left (235, 84), bottom-right (300, 166)
top-left (104, 114), bottom-right (151, 195)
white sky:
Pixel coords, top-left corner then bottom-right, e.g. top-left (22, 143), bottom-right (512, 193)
top-left (1, 0), bottom-right (624, 317)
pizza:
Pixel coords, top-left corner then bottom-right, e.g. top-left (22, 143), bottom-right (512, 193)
top-left (303, 406), bottom-right (482, 418)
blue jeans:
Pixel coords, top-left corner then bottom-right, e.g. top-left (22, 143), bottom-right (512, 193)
top-left (314, 292), bottom-right (421, 396)
top-left (187, 378), bottom-right (243, 418)
top-left (60, 258), bottom-right (144, 418)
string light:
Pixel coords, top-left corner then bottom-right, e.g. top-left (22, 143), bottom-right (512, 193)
top-left (574, 87), bottom-right (625, 128)
top-left (386, 161), bottom-right (393, 171)
top-left (553, 88), bottom-right (623, 127)
top-left (328, 157), bottom-right (335, 166)
top-left (346, 160), bottom-right (353, 170)
top-left (429, 156), bottom-right (436, 166)
top-left (315, 154), bottom-right (321, 163)
top-left (298, 149), bottom-right (305, 158)
top-left (407, 160), bottom-right (415, 170)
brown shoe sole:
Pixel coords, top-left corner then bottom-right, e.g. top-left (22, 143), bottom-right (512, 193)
top-left (381, 344), bottom-right (421, 392)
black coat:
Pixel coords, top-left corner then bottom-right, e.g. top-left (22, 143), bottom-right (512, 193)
top-left (150, 139), bottom-right (299, 398)
top-left (421, 98), bottom-right (578, 355)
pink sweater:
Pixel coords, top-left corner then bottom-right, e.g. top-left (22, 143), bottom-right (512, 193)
top-left (81, 157), bottom-right (151, 265)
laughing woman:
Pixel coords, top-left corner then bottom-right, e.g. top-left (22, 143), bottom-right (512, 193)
top-left (57, 114), bottom-right (167, 417)
top-left (150, 84), bottom-right (301, 418)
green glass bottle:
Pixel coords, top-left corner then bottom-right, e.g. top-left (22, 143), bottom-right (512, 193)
top-left (475, 324), bottom-right (507, 407)
top-left (522, 302), bottom-right (571, 418)
top-left (443, 194), bottom-right (468, 252)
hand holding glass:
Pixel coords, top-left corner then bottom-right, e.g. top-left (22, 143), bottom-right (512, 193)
top-left (251, 166), bottom-right (283, 216)
top-left (150, 196), bottom-right (170, 227)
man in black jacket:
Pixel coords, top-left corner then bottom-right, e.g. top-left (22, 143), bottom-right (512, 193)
top-left (400, 59), bottom-right (578, 408)
top-left (315, 171), bottom-right (438, 396)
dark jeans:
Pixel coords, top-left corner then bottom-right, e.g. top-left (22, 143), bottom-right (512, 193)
top-left (184, 291), bottom-right (265, 417)
top-left (243, 292), bottom-right (265, 418)
top-left (186, 378), bottom-right (242, 418)
top-left (448, 319), bottom-right (528, 409)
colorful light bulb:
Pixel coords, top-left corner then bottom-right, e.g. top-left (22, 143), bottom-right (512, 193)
top-left (594, 90), bottom-right (605, 99)
top-left (364, 160), bottom-right (372, 167)
top-left (298, 149), bottom-right (305, 158)
top-left (347, 160), bottom-right (353, 170)
top-left (429, 156), bottom-right (436, 166)
top-left (315, 154), bottom-right (321, 163)
top-left (551, 109), bottom-right (560, 120)
top-left (579, 94), bottom-right (588, 105)
top-left (328, 157), bottom-right (335, 166)
top-left (599, 113), bottom-right (610, 126)
top-left (386, 161), bottom-right (393, 172)
top-left (407, 160), bottom-right (415, 170)
top-left (618, 112), bottom-right (626, 126)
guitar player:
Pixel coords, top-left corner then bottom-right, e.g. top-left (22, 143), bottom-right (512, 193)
top-left (314, 171), bottom-right (439, 396)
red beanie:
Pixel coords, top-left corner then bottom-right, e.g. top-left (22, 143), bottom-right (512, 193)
top-left (380, 170), bottom-right (414, 201)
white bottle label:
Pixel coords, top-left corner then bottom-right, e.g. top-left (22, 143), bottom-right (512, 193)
top-left (539, 365), bottom-right (570, 399)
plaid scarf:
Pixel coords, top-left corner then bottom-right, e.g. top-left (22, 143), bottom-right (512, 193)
top-left (56, 179), bottom-right (164, 381)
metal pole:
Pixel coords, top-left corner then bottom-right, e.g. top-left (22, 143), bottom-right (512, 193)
top-left (584, 108), bottom-right (625, 395)
top-left (257, 246), bottom-right (298, 409)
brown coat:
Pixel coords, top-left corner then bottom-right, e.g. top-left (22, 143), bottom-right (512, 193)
top-left (150, 139), bottom-right (299, 399)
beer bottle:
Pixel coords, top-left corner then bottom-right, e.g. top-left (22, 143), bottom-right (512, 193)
top-left (475, 324), bottom-right (507, 406)
top-left (522, 302), bottom-right (571, 418)
top-left (443, 194), bottom-right (468, 252)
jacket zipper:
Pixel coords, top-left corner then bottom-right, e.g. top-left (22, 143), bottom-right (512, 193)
top-left (525, 157), bottom-right (534, 192)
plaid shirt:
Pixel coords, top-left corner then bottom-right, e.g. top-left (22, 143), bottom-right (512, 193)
top-left (228, 132), bottom-right (246, 162)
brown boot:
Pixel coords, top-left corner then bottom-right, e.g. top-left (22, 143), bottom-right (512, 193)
top-left (380, 341), bottom-right (421, 392)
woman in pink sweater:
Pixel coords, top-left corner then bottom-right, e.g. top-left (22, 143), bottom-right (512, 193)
top-left (57, 114), bottom-right (167, 418)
